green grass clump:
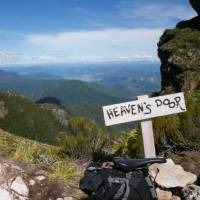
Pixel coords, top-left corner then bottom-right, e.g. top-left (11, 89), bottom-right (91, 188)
top-left (48, 161), bottom-right (77, 180)
top-left (112, 129), bottom-right (143, 158)
top-left (61, 117), bottom-right (109, 159)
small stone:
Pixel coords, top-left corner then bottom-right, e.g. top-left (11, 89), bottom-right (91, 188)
top-left (156, 188), bottom-right (172, 200)
top-left (11, 176), bottom-right (29, 197)
top-left (0, 187), bottom-right (11, 200)
top-left (29, 179), bottom-right (36, 186)
top-left (35, 175), bottom-right (46, 181)
top-left (56, 198), bottom-right (63, 200)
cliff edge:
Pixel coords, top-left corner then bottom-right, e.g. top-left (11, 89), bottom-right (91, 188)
top-left (158, 0), bottom-right (200, 94)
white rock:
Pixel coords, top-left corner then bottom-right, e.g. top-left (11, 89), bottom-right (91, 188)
top-left (56, 198), bottom-right (63, 200)
top-left (29, 179), bottom-right (36, 186)
top-left (11, 176), bottom-right (29, 197)
top-left (150, 159), bottom-right (197, 188)
top-left (35, 175), bottom-right (46, 182)
top-left (0, 187), bottom-right (11, 200)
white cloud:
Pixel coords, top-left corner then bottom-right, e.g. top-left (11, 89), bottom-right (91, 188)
top-left (0, 51), bottom-right (63, 65)
top-left (117, 2), bottom-right (195, 25)
top-left (0, 28), bottom-right (164, 64)
top-left (25, 28), bottom-right (163, 63)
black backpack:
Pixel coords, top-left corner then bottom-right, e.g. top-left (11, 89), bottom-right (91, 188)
top-left (79, 157), bottom-right (166, 200)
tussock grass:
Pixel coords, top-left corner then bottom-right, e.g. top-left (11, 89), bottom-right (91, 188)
top-left (0, 128), bottom-right (59, 164)
top-left (0, 129), bottom-right (79, 180)
top-left (48, 161), bottom-right (77, 180)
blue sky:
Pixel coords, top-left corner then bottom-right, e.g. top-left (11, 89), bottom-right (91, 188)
top-left (0, 0), bottom-right (196, 65)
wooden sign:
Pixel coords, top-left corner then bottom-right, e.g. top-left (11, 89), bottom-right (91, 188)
top-left (103, 92), bottom-right (186, 126)
top-left (103, 92), bottom-right (187, 158)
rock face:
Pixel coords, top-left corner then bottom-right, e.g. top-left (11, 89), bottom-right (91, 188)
top-left (158, 27), bottom-right (200, 93)
top-left (158, 1), bottom-right (200, 93)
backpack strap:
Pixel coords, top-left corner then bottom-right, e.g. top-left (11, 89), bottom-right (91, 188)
top-left (108, 177), bottom-right (130, 200)
top-left (145, 176), bottom-right (157, 200)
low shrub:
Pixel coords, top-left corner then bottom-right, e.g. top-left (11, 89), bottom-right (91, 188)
top-left (61, 117), bottom-right (109, 159)
top-left (112, 128), bottom-right (143, 158)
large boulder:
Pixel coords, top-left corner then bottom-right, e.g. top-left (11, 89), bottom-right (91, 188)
top-left (149, 159), bottom-right (197, 189)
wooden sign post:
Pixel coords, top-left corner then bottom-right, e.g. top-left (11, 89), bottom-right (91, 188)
top-left (103, 92), bottom-right (187, 158)
top-left (138, 95), bottom-right (156, 158)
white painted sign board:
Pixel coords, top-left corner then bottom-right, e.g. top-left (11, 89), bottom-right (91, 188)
top-left (103, 92), bottom-right (186, 126)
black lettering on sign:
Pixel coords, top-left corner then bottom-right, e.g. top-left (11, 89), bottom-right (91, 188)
top-left (163, 98), bottom-right (175, 109)
top-left (145, 104), bottom-right (152, 114)
top-left (131, 104), bottom-right (136, 115)
top-left (106, 109), bottom-right (114, 120)
top-left (174, 96), bottom-right (186, 111)
top-left (163, 99), bottom-right (170, 106)
top-left (120, 106), bottom-right (127, 116)
top-left (125, 104), bottom-right (131, 114)
top-left (113, 107), bottom-right (120, 118)
top-left (155, 99), bottom-right (162, 107)
top-left (137, 103), bottom-right (144, 113)
top-left (169, 101), bottom-right (176, 108)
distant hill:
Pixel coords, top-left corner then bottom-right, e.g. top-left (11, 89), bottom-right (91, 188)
top-left (0, 92), bottom-right (67, 145)
top-left (36, 97), bottom-right (62, 106)
top-left (34, 79), bottom-right (127, 124)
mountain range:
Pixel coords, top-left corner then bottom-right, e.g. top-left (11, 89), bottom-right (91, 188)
top-left (0, 62), bottom-right (161, 125)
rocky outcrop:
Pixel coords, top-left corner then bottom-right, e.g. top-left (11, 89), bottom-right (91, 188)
top-left (0, 159), bottom-right (85, 200)
top-left (183, 184), bottom-right (200, 200)
top-left (158, 27), bottom-right (200, 93)
top-left (158, 0), bottom-right (200, 93)
top-left (149, 159), bottom-right (199, 200)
